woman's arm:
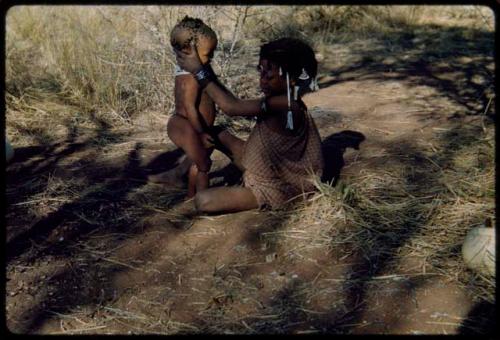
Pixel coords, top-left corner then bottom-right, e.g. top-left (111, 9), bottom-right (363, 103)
top-left (175, 46), bottom-right (259, 116)
top-left (203, 80), bottom-right (261, 116)
top-left (176, 45), bottom-right (301, 117)
top-left (203, 81), bottom-right (302, 117)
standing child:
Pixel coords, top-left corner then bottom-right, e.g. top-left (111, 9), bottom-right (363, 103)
top-left (160, 16), bottom-right (218, 198)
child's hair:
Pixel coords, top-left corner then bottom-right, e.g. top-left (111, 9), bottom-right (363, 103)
top-left (259, 38), bottom-right (318, 84)
top-left (170, 16), bottom-right (218, 51)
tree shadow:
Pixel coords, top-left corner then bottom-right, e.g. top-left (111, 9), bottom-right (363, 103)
top-left (318, 23), bottom-right (494, 118)
top-left (6, 142), bottom-right (145, 261)
top-left (458, 300), bottom-right (496, 335)
top-left (209, 162), bottom-right (243, 187)
top-left (6, 15), bottom-right (494, 335)
top-left (5, 139), bottom-right (196, 333)
top-left (143, 147), bottom-right (185, 175)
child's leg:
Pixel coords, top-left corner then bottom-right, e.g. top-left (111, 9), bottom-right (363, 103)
top-left (194, 147), bottom-right (214, 193)
top-left (168, 115), bottom-right (212, 176)
top-left (194, 186), bottom-right (259, 213)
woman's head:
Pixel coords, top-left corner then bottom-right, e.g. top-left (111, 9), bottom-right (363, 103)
top-left (258, 38), bottom-right (318, 96)
top-left (170, 16), bottom-right (218, 64)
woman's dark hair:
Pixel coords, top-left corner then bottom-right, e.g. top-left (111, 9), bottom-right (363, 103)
top-left (259, 38), bottom-right (317, 82)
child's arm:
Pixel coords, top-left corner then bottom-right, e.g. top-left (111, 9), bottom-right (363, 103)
top-left (177, 75), bottom-right (207, 133)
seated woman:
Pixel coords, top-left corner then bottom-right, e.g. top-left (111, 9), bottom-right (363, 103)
top-left (176, 37), bottom-right (324, 213)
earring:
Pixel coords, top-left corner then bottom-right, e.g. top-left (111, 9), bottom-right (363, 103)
top-left (286, 73), bottom-right (293, 130)
top-left (279, 67), bottom-right (283, 76)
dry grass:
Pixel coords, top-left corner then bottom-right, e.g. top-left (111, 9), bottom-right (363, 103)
top-left (6, 5), bottom-right (493, 142)
top-left (278, 122), bottom-right (495, 304)
top-left (6, 5), bottom-right (258, 142)
top-left (5, 5), bottom-right (495, 335)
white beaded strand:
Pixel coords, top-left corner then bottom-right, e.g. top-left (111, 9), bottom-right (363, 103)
top-left (286, 72), bottom-right (293, 130)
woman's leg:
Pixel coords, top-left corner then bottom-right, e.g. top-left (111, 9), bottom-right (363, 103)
top-left (148, 154), bottom-right (191, 186)
top-left (187, 163), bottom-right (198, 198)
top-left (195, 186), bottom-right (259, 213)
top-left (214, 130), bottom-right (246, 171)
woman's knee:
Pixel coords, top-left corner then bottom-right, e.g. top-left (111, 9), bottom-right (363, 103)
top-left (194, 191), bottom-right (212, 212)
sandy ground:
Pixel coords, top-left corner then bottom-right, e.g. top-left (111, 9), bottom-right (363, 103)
top-left (5, 18), bottom-right (495, 335)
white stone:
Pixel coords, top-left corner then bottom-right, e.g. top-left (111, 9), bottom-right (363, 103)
top-left (462, 226), bottom-right (495, 276)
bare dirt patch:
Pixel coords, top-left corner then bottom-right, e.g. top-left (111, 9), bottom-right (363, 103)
top-left (5, 9), bottom-right (495, 335)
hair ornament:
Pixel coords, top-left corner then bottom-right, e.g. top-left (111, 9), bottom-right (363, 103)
top-left (298, 68), bottom-right (310, 80)
top-left (286, 72), bottom-right (294, 130)
top-left (309, 77), bottom-right (319, 92)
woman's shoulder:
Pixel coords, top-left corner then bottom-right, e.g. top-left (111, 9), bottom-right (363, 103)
top-left (266, 95), bottom-right (306, 112)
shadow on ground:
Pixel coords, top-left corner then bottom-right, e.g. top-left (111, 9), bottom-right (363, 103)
top-left (5, 19), bottom-right (494, 335)
top-left (319, 23), bottom-right (494, 118)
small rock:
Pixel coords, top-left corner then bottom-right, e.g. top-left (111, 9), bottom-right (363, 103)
top-left (265, 253), bottom-right (277, 263)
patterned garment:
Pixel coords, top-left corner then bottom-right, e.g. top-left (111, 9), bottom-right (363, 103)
top-left (241, 112), bottom-right (324, 210)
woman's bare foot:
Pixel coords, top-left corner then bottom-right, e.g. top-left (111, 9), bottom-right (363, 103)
top-left (148, 169), bottom-right (185, 187)
top-left (168, 198), bottom-right (198, 230)
top-left (148, 155), bottom-right (191, 187)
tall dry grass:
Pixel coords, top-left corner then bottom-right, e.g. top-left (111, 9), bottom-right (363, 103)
top-left (6, 6), bottom-right (254, 141)
top-left (6, 5), bottom-right (493, 142)
top-left (7, 6), bottom-right (186, 124)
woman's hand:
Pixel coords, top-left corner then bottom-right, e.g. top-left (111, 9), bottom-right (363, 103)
top-left (199, 132), bottom-right (215, 149)
top-left (175, 42), bottom-right (204, 74)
